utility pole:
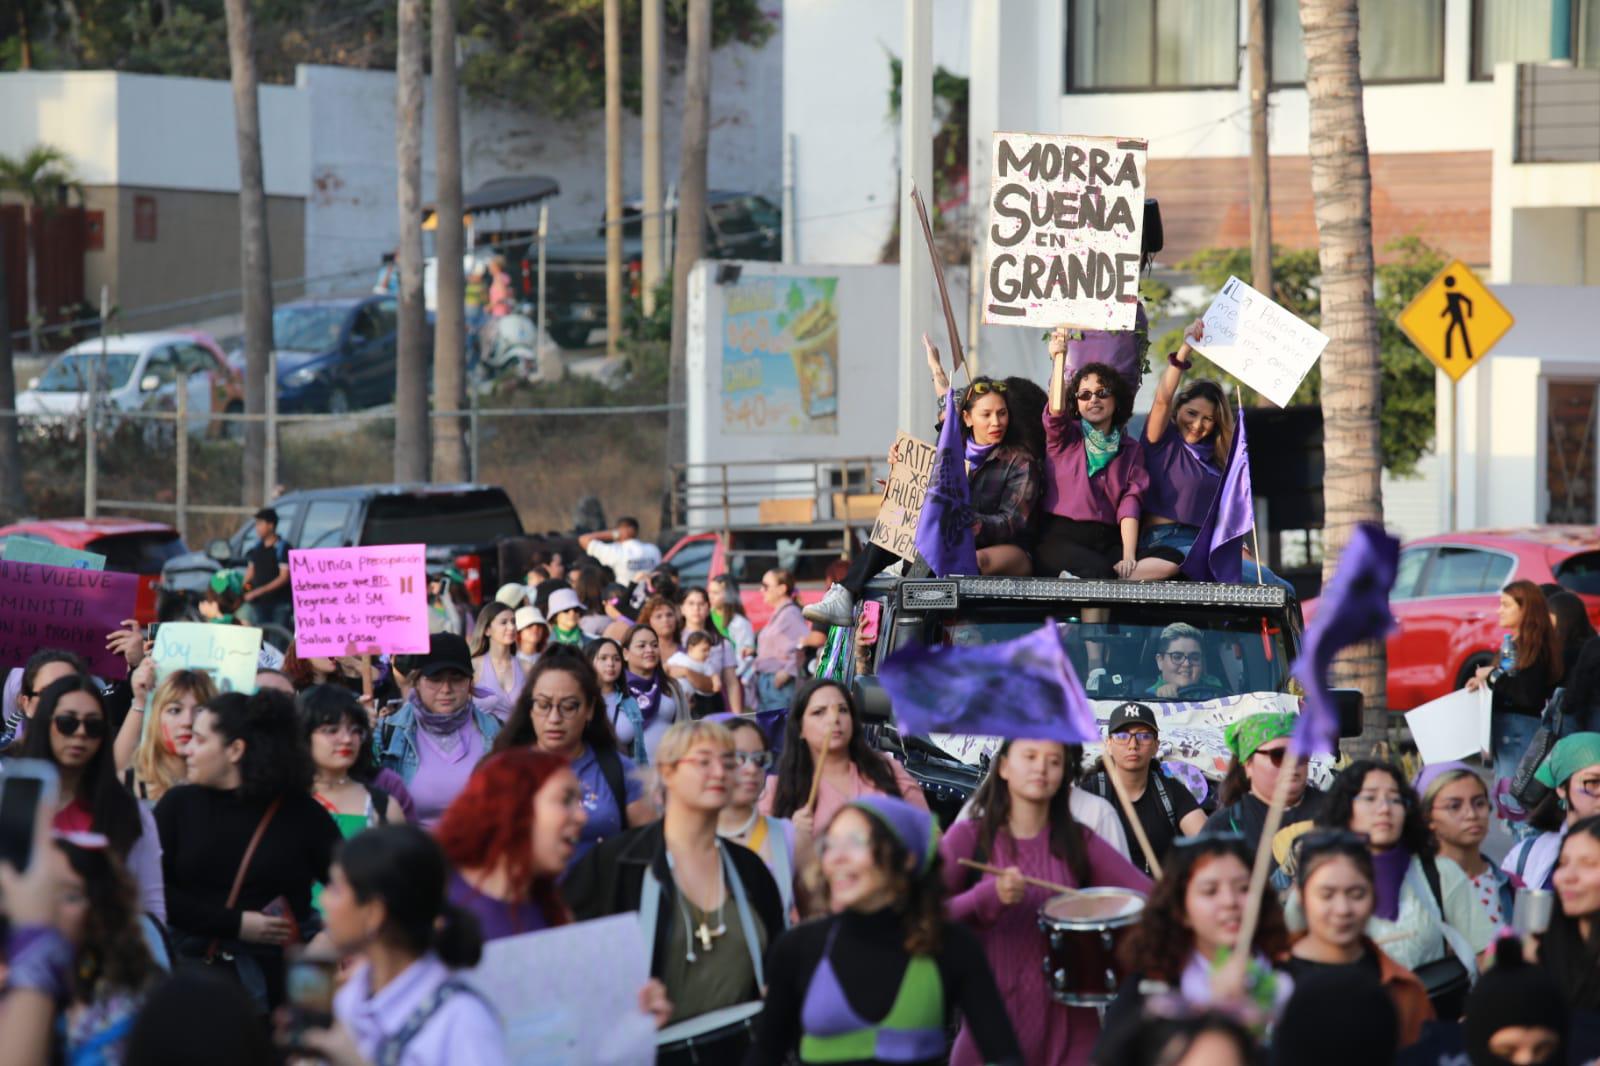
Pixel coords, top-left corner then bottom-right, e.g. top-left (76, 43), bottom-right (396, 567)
top-left (393, 0), bottom-right (429, 482)
top-left (1248, 0), bottom-right (1274, 300)
top-left (641, 0), bottom-right (665, 316)
top-left (604, 0), bottom-right (624, 358)
top-left (898, 0), bottom-right (934, 435)
top-left (667, 0), bottom-right (711, 470)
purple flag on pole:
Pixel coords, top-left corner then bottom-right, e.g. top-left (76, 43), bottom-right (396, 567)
top-left (1181, 404), bottom-right (1254, 583)
top-left (877, 622), bottom-right (1098, 744)
top-left (1289, 523), bottom-right (1400, 756)
top-left (912, 390), bottom-right (979, 577)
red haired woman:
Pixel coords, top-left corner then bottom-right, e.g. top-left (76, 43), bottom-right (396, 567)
top-left (434, 748), bottom-right (586, 941)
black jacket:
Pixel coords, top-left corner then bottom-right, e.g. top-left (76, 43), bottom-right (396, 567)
top-left (561, 820), bottom-right (785, 978)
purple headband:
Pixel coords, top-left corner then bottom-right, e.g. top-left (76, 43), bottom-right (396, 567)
top-left (1412, 760), bottom-right (1477, 804)
top-left (835, 794), bottom-right (940, 879)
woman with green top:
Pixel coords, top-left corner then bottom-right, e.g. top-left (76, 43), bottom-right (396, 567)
top-left (546, 587), bottom-right (591, 648)
top-left (301, 685), bottom-right (404, 846)
top-left (745, 795), bottom-right (1021, 1065)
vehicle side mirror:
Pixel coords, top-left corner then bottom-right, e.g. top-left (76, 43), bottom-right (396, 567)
top-left (206, 539), bottom-right (232, 562)
top-left (852, 675), bottom-right (892, 724)
top-left (140, 374), bottom-right (161, 392)
top-left (1331, 688), bottom-right (1364, 739)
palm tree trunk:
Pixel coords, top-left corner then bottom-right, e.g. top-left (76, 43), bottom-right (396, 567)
top-left (666, 0), bottom-right (711, 471)
top-left (430, 0), bottom-right (467, 483)
top-left (1300, 0), bottom-right (1388, 748)
top-left (224, 0), bottom-right (274, 508)
top-left (0, 213), bottom-right (29, 520)
top-left (393, 0), bottom-right (429, 483)
top-left (24, 208), bottom-right (40, 356)
top-left (17, 4), bottom-right (34, 70)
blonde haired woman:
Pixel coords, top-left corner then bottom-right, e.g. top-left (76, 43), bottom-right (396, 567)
top-left (112, 668), bottom-right (217, 803)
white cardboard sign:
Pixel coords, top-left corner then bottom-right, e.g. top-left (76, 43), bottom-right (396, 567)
top-left (1405, 686), bottom-right (1492, 765)
top-left (1194, 275), bottom-right (1330, 408)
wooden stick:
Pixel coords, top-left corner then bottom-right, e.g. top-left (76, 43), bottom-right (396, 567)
top-left (958, 858), bottom-right (1077, 897)
top-left (805, 751), bottom-right (827, 812)
top-left (1048, 343), bottom-right (1068, 415)
top-left (1104, 768), bottom-right (1163, 879)
top-left (909, 185), bottom-right (968, 388)
top-left (1236, 385), bottom-right (1263, 586)
top-left (1235, 753), bottom-right (1296, 956)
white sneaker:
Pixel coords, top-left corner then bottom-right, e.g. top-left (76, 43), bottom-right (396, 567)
top-left (804, 585), bottom-right (856, 628)
top-left (1058, 570), bottom-right (1081, 580)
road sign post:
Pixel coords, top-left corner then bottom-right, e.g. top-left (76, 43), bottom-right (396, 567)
top-left (1396, 261), bottom-right (1515, 532)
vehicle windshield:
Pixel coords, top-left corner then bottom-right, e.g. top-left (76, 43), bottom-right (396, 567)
top-left (88, 532), bottom-right (186, 573)
top-left (35, 351), bottom-right (140, 393)
top-left (935, 604), bottom-right (1292, 700)
top-left (272, 306), bottom-right (347, 352)
top-left (712, 196), bottom-right (781, 236)
top-left (361, 492), bottom-right (524, 545)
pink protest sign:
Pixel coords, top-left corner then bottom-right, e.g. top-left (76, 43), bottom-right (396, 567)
top-left (288, 544), bottom-right (429, 657)
top-left (0, 560), bottom-right (138, 678)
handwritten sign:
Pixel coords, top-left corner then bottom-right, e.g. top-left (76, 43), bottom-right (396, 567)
top-left (151, 622), bottom-right (262, 695)
top-left (2, 540), bottom-right (105, 571)
top-left (1194, 275), bottom-right (1330, 408)
top-left (288, 545), bottom-right (428, 656)
top-left (984, 132), bottom-right (1147, 330)
top-left (0, 561), bottom-right (137, 678)
top-left (470, 915), bottom-right (656, 1065)
top-left (869, 434), bottom-right (937, 562)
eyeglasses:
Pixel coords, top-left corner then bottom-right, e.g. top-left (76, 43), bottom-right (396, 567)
top-left (1353, 791), bottom-right (1407, 808)
top-left (1075, 388), bottom-right (1112, 402)
top-left (817, 830), bottom-right (871, 859)
top-left (732, 751), bottom-right (773, 769)
top-left (532, 698), bottom-right (586, 720)
top-left (969, 381), bottom-right (1008, 396)
top-left (1254, 747), bottom-right (1307, 768)
top-left (52, 715), bottom-right (106, 739)
top-left (674, 754), bottom-right (737, 774)
top-left (1571, 778), bottom-right (1600, 799)
top-left (1161, 652), bottom-right (1204, 666)
top-left (1108, 731), bottom-right (1157, 747)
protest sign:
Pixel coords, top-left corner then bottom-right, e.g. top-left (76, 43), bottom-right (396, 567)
top-left (1, 540), bottom-right (105, 570)
top-left (470, 914), bottom-right (656, 1065)
top-left (1194, 275), bottom-right (1330, 408)
top-left (868, 433), bottom-right (937, 562)
top-left (1405, 687), bottom-right (1491, 765)
top-left (0, 561), bottom-right (137, 678)
top-left (151, 623), bottom-right (262, 695)
top-left (983, 132), bottom-right (1147, 331)
top-left (288, 544), bottom-right (429, 657)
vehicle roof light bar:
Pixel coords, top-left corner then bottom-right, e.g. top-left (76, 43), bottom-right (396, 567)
top-left (897, 577), bottom-right (1287, 610)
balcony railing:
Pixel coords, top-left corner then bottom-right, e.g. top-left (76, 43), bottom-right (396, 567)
top-left (1516, 63), bottom-right (1600, 164)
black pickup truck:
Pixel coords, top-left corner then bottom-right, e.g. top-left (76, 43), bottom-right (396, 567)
top-left (541, 191), bottom-right (782, 348)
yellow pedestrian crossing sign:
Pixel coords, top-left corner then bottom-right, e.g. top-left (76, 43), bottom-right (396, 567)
top-left (1396, 260), bottom-right (1514, 382)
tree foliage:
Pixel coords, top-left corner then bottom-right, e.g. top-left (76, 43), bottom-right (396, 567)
top-left (1146, 236), bottom-right (1447, 476)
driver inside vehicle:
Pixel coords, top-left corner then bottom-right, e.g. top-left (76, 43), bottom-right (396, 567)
top-left (1146, 622), bottom-right (1224, 700)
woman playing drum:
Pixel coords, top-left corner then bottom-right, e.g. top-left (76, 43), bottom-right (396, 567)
top-left (939, 739), bottom-right (1150, 1066)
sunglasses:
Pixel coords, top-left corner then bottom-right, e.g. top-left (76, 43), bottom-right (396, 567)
top-left (1075, 388), bottom-right (1112, 402)
top-left (969, 381), bottom-right (1008, 396)
top-left (1254, 746), bottom-right (1307, 767)
top-left (53, 715), bottom-right (106, 739)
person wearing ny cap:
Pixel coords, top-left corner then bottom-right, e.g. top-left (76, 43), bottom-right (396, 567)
top-left (1502, 732), bottom-right (1600, 894)
top-left (1203, 712), bottom-right (1326, 858)
top-left (374, 633), bottom-right (502, 828)
top-left (745, 795), bottom-right (1022, 1066)
top-left (1417, 760), bottom-right (1515, 932)
top-left (1081, 703), bottom-right (1207, 877)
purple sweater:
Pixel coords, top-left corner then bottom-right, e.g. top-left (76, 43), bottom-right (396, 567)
top-left (1142, 430), bottom-right (1220, 527)
top-left (1041, 410), bottom-right (1149, 526)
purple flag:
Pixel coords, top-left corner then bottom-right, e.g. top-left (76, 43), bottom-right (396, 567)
top-left (877, 621), bottom-right (1098, 744)
top-left (1180, 403), bottom-right (1254, 583)
top-left (1289, 523), bottom-right (1400, 756)
top-left (912, 389), bottom-right (979, 577)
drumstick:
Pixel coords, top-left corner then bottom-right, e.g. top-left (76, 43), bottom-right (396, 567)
top-left (957, 859), bottom-right (1078, 897)
top-left (805, 752), bottom-right (827, 813)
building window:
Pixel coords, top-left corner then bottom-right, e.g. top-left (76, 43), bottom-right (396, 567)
top-left (1473, 0), bottom-right (1600, 80)
top-left (1547, 381), bottom-right (1597, 524)
top-left (1066, 0), bottom-right (1239, 92)
top-left (133, 195), bottom-right (158, 242)
top-left (1271, 0), bottom-right (1444, 85)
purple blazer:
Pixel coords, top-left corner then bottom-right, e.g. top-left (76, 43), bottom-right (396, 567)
top-left (1041, 410), bottom-right (1149, 527)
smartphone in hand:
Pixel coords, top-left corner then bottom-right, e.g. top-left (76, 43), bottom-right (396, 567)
top-left (0, 760), bottom-right (59, 871)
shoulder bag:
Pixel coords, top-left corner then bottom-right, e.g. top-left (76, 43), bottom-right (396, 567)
top-left (1511, 688), bottom-right (1565, 809)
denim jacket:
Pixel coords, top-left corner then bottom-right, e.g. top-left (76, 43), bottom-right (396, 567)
top-left (374, 699), bottom-right (502, 783)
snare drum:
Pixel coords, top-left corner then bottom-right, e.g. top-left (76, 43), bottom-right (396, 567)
top-left (1037, 887), bottom-right (1145, 1007)
top-left (656, 1000), bottom-right (764, 1066)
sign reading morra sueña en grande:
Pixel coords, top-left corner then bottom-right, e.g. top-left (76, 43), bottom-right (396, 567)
top-left (983, 132), bottom-right (1147, 331)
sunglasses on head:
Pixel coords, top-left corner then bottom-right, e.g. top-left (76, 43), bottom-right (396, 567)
top-left (1076, 388), bottom-right (1112, 402)
top-left (969, 380), bottom-right (1008, 396)
top-left (53, 715), bottom-right (106, 739)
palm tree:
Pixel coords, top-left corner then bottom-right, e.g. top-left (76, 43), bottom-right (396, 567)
top-left (393, 0), bottom-right (429, 483)
top-left (0, 214), bottom-right (28, 521)
top-left (223, 0), bottom-right (274, 508)
top-left (1300, 0), bottom-right (1387, 745)
top-left (0, 145), bottom-right (82, 357)
top-left (666, 0), bottom-right (711, 468)
top-left (431, 0), bottom-right (468, 483)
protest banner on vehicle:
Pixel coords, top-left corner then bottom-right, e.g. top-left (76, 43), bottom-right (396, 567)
top-left (0, 561), bottom-right (138, 677)
top-left (868, 433), bottom-right (937, 562)
top-left (1193, 275), bottom-right (1330, 408)
top-left (470, 914), bottom-right (656, 1065)
top-left (288, 544), bottom-right (429, 657)
top-left (151, 622), bottom-right (262, 695)
top-left (983, 132), bottom-right (1147, 331)
top-left (1, 540), bottom-right (106, 571)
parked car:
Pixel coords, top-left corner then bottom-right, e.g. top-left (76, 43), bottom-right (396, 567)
top-left (659, 526), bottom-right (834, 628)
top-left (1304, 526), bottom-right (1600, 712)
top-left (243, 295), bottom-right (424, 414)
top-left (0, 518), bottom-right (187, 627)
top-left (18, 330), bottom-right (243, 436)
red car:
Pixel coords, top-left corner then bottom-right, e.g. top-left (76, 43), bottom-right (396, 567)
top-left (0, 518), bottom-right (187, 626)
top-left (1308, 527), bottom-right (1600, 712)
top-left (661, 530), bottom-right (832, 629)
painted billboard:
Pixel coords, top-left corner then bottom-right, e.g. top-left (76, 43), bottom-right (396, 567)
top-left (721, 276), bottom-right (839, 435)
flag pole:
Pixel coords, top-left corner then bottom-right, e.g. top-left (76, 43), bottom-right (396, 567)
top-left (1232, 748), bottom-right (1296, 966)
top-left (910, 185), bottom-right (971, 391)
top-left (1237, 385), bottom-right (1263, 585)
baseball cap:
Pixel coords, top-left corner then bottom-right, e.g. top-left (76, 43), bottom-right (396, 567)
top-left (1106, 702), bottom-right (1158, 734)
top-left (413, 633), bottom-right (472, 679)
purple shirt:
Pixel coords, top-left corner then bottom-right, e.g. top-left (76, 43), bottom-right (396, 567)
top-left (473, 656), bottom-right (525, 722)
top-left (447, 870), bottom-right (550, 942)
top-left (407, 724), bottom-right (485, 829)
top-left (335, 953), bottom-right (509, 1066)
top-left (754, 601), bottom-right (809, 676)
top-left (1142, 429), bottom-right (1220, 527)
top-left (1040, 411), bottom-right (1149, 525)
top-left (570, 745), bottom-right (645, 866)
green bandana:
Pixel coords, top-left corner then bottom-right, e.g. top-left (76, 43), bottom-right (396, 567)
top-left (1082, 420), bottom-right (1121, 478)
top-left (1534, 732), bottom-right (1600, 789)
top-left (1224, 712), bottom-right (1298, 763)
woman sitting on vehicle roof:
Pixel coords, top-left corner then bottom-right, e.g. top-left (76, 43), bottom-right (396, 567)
top-left (805, 339), bottom-right (1043, 629)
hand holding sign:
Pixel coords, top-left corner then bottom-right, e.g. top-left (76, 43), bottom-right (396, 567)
top-left (1193, 276), bottom-right (1328, 408)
